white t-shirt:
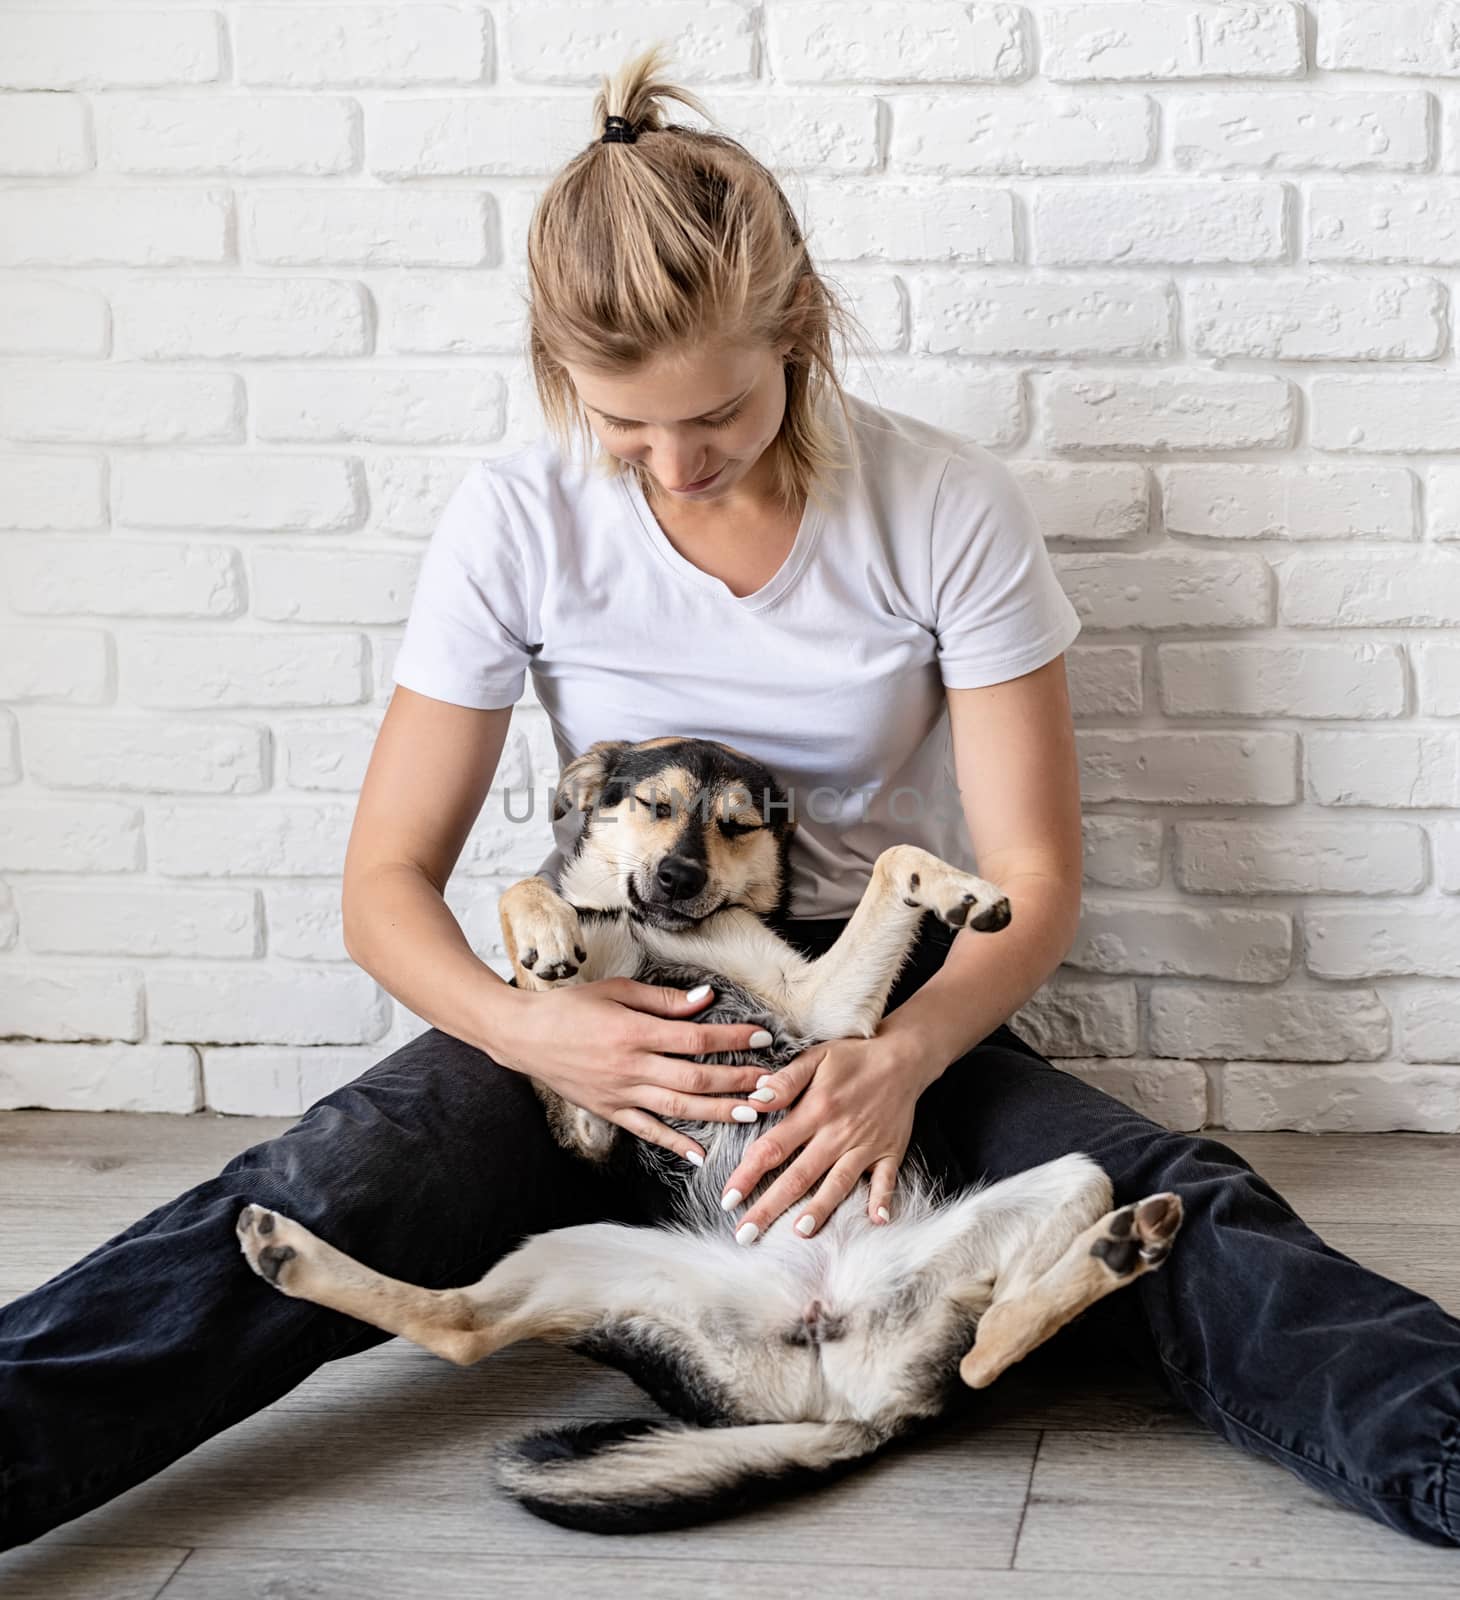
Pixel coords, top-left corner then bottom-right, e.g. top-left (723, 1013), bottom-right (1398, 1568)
top-left (392, 392), bottom-right (1082, 920)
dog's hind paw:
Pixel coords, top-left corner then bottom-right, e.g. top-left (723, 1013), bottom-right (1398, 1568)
top-left (237, 1204), bottom-right (314, 1294)
top-left (1089, 1192), bottom-right (1183, 1277)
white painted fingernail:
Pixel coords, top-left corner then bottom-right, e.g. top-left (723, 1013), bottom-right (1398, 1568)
top-left (748, 1029), bottom-right (773, 1048)
top-left (749, 1087), bottom-right (775, 1103)
top-left (720, 1188), bottom-right (742, 1211)
top-left (796, 1215), bottom-right (816, 1237)
top-left (685, 983), bottom-right (712, 1004)
top-left (685, 1150), bottom-right (704, 1168)
top-left (876, 1205), bottom-right (891, 1222)
top-left (735, 1221), bottom-right (759, 1246)
top-left (731, 1105), bottom-right (758, 1122)
top-left (756, 1075), bottom-right (775, 1089)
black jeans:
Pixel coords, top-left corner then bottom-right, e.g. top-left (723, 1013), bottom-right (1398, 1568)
top-left (3, 916), bottom-right (1460, 1551)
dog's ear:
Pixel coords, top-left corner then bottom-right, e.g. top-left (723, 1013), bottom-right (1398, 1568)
top-left (552, 740), bottom-right (630, 821)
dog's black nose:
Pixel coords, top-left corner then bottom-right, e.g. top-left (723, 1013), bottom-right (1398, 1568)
top-left (969, 897), bottom-right (1012, 933)
top-left (656, 856), bottom-right (707, 900)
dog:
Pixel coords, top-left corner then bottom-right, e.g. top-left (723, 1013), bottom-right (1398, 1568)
top-left (238, 736), bottom-right (1183, 1533)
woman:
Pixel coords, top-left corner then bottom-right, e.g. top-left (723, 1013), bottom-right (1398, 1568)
top-left (3, 46), bottom-right (1458, 1553)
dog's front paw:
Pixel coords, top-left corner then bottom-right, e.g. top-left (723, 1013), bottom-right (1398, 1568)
top-left (514, 907), bottom-right (588, 986)
top-left (237, 1204), bottom-right (314, 1295)
top-left (893, 850), bottom-right (1011, 933)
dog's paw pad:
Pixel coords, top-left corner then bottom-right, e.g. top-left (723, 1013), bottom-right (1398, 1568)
top-left (237, 1205), bottom-right (306, 1289)
top-left (1090, 1192), bottom-right (1183, 1277)
top-left (520, 947), bottom-right (538, 970)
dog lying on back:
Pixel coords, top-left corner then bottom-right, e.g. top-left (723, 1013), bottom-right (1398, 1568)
top-left (238, 736), bottom-right (1182, 1533)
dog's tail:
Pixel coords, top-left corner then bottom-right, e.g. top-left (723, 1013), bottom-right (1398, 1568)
top-left (493, 1415), bottom-right (890, 1533)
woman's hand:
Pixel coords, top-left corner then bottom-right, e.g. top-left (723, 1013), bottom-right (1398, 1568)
top-left (716, 1032), bottom-right (944, 1244)
top-left (487, 978), bottom-right (772, 1166)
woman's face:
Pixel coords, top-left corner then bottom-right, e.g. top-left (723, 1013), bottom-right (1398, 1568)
top-left (566, 340), bottom-right (791, 507)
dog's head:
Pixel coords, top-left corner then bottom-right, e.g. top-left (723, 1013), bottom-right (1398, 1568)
top-left (552, 737), bottom-right (796, 931)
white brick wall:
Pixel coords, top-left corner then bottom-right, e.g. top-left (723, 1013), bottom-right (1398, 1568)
top-left (1, 2), bottom-right (1457, 1130)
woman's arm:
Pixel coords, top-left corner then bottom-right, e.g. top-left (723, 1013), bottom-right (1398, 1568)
top-left (876, 653), bottom-right (1084, 1071)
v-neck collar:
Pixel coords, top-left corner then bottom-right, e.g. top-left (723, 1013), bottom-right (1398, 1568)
top-left (620, 469), bottom-right (827, 613)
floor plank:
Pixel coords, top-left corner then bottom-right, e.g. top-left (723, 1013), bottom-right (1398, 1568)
top-left (0, 1543), bottom-right (188, 1600)
top-left (1018, 1431), bottom-right (1460, 1581)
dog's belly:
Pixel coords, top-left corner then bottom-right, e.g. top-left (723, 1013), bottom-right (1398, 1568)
top-left (632, 959), bottom-right (812, 1070)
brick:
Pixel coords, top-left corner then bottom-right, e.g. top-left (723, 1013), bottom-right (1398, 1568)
top-left (1057, 551), bottom-right (1272, 631)
top-left (800, 180), bottom-right (1016, 262)
top-left (1035, 182), bottom-right (1287, 264)
top-left (1011, 977), bottom-right (1140, 1058)
top-left (203, 1046), bottom-right (375, 1114)
top-left (237, 5), bottom-right (488, 86)
top-left (3, 538), bottom-right (244, 619)
top-left (0, 627), bottom-right (109, 704)
top-left (121, 632), bottom-right (367, 709)
top-left (1078, 731), bottom-right (1298, 805)
top-left (1067, 646), bottom-right (1144, 719)
top-left (1432, 465), bottom-right (1460, 540)
top-left (1307, 909), bottom-right (1460, 979)
top-left (767, 3), bottom-right (1025, 84)
top-left (370, 98), bottom-right (586, 178)
top-left (0, 1043), bottom-right (198, 1111)
top-left (251, 550), bottom-right (418, 624)
top-left (266, 885), bottom-right (348, 961)
top-left (151, 802), bottom-right (354, 877)
top-left (1415, 642), bottom-right (1460, 716)
top-left (20, 885), bottom-right (259, 957)
top-left (24, 715), bottom-right (266, 795)
top-left (693, 93), bottom-right (879, 173)
top-left (845, 365), bottom-right (1025, 447)
top-left (1188, 275), bottom-right (1444, 360)
top-left (1173, 91), bottom-right (1430, 172)
top-left (1403, 988), bottom-right (1460, 1063)
top-left (247, 189), bottom-right (489, 267)
top-left (102, 95), bottom-right (357, 175)
top-left (1042, 4), bottom-right (1304, 81)
top-left (279, 717), bottom-right (378, 792)
top-left (1278, 552), bottom-right (1460, 626)
top-left (1060, 1058), bottom-right (1208, 1130)
top-left (1220, 1062), bottom-right (1460, 1134)
top-left (113, 278), bottom-right (368, 361)
top-left (0, 93), bottom-right (91, 174)
top-left (118, 453), bottom-right (365, 532)
top-left (910, 274), bottom-right (1173, 359)
top-left (149, 968), bottom-right (389, 1046)
top-left (0, 11), bottom-right (222, 89)
top-left (0, 969), bottom-right (143, 1042)
top-left (891, 92), bottom-right (1152, 173)
top-left (0, 189), bottom-right (229, 266)
top-left (1081, 816), bottom-right (1163, 888)
top-left (1068, 902), bottom-right (1291, 982)
top-left (1315, 0), bottom-right (1460, 76)
top-left (252, 369), bottom-right (505, 444)
top-left (1161, 464), bottom-right (1418, 541)
top-left (0, 801), bottom-right (142, 873)
top-left (1157, 642), bottom-right (1407, 718)
top-left (1176, 821), bottom-right (1426, 896)
top-left (0, 455), bottom-right (106, 529)
top-left (367, 456), bottom-right (471, 537)
top-left (1012, 464), bottom-right (1150, 543)
top-left (1309, 182), bottom-right (1460, 264)
top-left (0, 278), bottom-right (108, 356)
top-left (1148, 986), bottom-right (1390, 1062)
top-left (511, 3), bottom-right (752, 82)
top-left (380, 271), bottom-right (526, 354)
top-left (0, 370), bottom-right (241, 444)
top-left (1045, 373), bottom-right (1294, 451)
top-left (1312, 378), bottom-right (1460, 453)
top-left (1306, 732), bottom-right (1460, 809)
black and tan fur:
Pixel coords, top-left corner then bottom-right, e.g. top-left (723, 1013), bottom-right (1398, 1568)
top-left (238, 737), bottom-right (1182, 1533)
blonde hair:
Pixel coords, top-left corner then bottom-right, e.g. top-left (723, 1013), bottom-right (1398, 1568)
top-left (524, 43), bottom-right (869, 517)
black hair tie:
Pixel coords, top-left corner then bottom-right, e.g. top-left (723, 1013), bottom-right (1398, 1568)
top-left (601, 115), bottom-right (639, 145)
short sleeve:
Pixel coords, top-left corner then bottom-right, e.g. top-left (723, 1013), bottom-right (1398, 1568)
top-left (391, 463), bottom-right (538, 710)
top-left (930, 450), bottom-right (1081, 689)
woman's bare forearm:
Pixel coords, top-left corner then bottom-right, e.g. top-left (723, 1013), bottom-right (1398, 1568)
top-left (343, 863), bottom-right (527, 1062)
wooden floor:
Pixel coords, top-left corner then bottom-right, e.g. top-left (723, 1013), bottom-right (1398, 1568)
top-left (2, 1113), bottom-right (1459, 1599)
